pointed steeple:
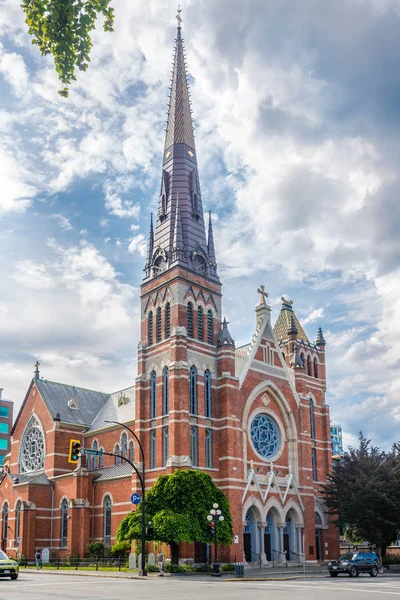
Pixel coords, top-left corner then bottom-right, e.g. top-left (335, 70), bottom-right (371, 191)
top-left (288, 315), bottom-right (298, 337)
top-left (143, 11), bottom-right (218, 282)
top-left (207, 211), bottom-right (217, 269)
top-left (145, 213), bottom-right (154, 276)
top-left (316, 326), bottom-right (326, 347)
top-left (217, 318), bottom-right (235, 347)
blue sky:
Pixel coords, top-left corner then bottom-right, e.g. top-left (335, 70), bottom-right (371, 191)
top-left (0, 0), bottom-right (399, 449)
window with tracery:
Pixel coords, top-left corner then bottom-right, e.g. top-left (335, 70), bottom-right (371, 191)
top-left (121, 433), bottom-right (127, 458)
top-left (207, 310), bottom-right (213, 344)
top-left (103, 495), bottom-right (112, 546)
top-left (150, 370), bottom-right (156, 418)
top-left (250, 414), bottom-right (280, 459)
top-left (157, 307), bottom-right (162, 343)
top-left (20, 417), bottom-right (45, 473)
top-left (187, 302), bottom-right (193, 337)
top-left (165, 303), bottom-right (171, 338)
top-left (198, 306), bottom-right (203, 341)
top-left (190, 366), bottom-right (197, 414)
top-left (204, 370), bottom-right (211, 418)
top-left (148, 311), bottom-right (153, 346)
top-left (60, 499), bottom-right (68, 547)
top-left (163, 367), bottom-right (169, 415)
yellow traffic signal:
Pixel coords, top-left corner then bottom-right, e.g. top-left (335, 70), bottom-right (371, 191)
top-left (68, 439), bottom-right (81, 464)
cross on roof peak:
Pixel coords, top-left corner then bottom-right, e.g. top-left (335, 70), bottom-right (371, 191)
top-left (257, 285), bottom-right (268, 306)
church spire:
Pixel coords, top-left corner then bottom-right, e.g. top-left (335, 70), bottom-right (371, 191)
top-left (143, 11), bottom-right (219, 282)
top-left (207, 211), bottom-right (217, 272)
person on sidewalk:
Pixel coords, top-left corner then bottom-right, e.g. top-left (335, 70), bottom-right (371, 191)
top-left (157, 549), bottom-right (165, 577)
top-left (35, 549), bottom-right (41, 569)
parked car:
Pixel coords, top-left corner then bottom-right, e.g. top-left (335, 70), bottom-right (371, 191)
top-left (328, 551), bottom-right (380, 577)
top-left (0, 550), bottom-right (19, 580)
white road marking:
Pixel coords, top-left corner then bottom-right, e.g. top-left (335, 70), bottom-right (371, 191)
top-left (243, 582), bottom-right (400, 595)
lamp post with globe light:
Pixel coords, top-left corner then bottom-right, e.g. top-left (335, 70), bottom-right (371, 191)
top-left (207, 502), bottom-right (225, 576)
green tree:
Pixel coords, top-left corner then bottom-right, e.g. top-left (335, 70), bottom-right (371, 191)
top-left (117, 470), bottom-right (233, 564)
top-left (321, 433), bottom-right (400, 556)
top-left (21, 0), bottom-right (114, 97)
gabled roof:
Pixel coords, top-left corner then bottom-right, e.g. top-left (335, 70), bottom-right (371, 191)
top-left (273, 299), bottom-right (309, 343)
top-left (93, 462), bottom-right (134, 482)
top-left (35, 379), bottom-right (109, 427)
top-left (87, 385), bottom-right (135, 433)
top-left (10, 472), bottom-right (50, 486)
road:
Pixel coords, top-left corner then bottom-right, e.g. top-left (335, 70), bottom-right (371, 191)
top-left (2, 573), bottom-right (400, 599)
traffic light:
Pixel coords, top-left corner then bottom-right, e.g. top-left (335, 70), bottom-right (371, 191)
top-left (68, 439), bottom-right (81, 464)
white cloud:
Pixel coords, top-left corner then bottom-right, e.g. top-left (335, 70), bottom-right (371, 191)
top-left (0, 45), bottom-right (29, 97)
top-left (302, 308), bottom-right (324, 326)
top-left (103, 179), bottom-right (141, 219)
top-left (128, 233), bottom-right (147, 257)
top-left (0, 147), bottom-right (35, 214)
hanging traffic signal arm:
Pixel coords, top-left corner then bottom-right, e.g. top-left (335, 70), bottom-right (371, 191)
top-left (68, 439), bottom-right (82, 464)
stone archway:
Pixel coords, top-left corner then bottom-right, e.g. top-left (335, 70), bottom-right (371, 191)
top-left (243, 505), bottom-right (263, 563)
top-left (264, 506), bottom-right (280, 562)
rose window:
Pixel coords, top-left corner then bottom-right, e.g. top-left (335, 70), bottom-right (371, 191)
top-left (250, 413), bottom-right (280, 459)
top-left (21, 422), bottom-right (45, 472)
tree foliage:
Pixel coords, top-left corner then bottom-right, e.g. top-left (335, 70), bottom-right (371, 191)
top-left (117, 470), bottom-right (233, 562)
top-left (321, 433), bottom-right (400, 554)
top-left (21, 0), bottom-right (114, 97)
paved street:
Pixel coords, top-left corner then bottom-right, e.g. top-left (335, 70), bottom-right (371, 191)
top-left (2, 573), bottom-right (400, 600)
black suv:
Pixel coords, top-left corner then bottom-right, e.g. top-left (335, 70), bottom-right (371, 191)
top-left (328, 552), bottom-right (380, 577)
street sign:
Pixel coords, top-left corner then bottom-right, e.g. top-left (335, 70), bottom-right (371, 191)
top-left (131, 493), bottom-right (141, 505)
top-left (82, 448), bottom-right (104, 456)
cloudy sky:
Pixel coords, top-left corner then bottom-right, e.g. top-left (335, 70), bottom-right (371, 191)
top-left (0, 0), bottom-right (399, 449)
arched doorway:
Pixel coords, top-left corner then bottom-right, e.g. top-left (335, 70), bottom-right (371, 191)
top-left (264, 508), bottom-right (279, 562)
top-left (315, 512), bottom-right (323, 560)
top-left (243, 507), bottom-right (262, 562)
top-left (284, 509), bottom-right (300, 561)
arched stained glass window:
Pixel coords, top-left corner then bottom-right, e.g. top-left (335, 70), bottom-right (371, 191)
top-left (20, 416), bottom-right (45, 473)
top-left (205, 429), bottom-right (212, 468)
top-left (93, 440), bottom-right (98, 470)
top-left (115, 444), bottom-right (120, 465)
top-left (204, 370), bottom-right (211, 418)
top-left (207, 310), bottom-right (213, 345)
top-left (99, 449), bottom-right (104, 469)
top-left (150, 430), bottom-right (156, 469)
top-left (148, 311), bottom-right (153, 346)
top-left (150, 370), bottom-right (156, 419)
top-left (190, 366), bottom-right (197, 414)
top-left (163, 367), bottom-right (169, 415)
top-left (121, 432), bottom-right (127, 458)
top-left (2, 502), bottom-right (8, 547)
top-left (198, 306), bottom-right (203, 341)
top-left (165, 303), bottom-right (171, 338)
top-left (157, 307), bottom-right (162, 343)
top-left (250, 414), bottom-right (280, 459)
top-left (103, 495), bottom-right (112, 546)
top-left (163, 426), bottom-right (169, 467)
top-left (307, 355), bottom-right (312, 376)
top-left (15, 500), bottom-right (21, 546)
top-left (190, 426), bottom-right (198, 467)
top-left (309, 399), bottom-right (315, 440)
top-left (60, 499), bottom-right (68, 547)
top-left (314, 357), bottom-right (318, 378)
top-left (129, 441), bottom-right (134, 463)
top-left (187, 302), bottom-right (193, 337)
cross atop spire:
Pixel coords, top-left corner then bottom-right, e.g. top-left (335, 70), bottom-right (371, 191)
top-left (176, 5), bottom-right (182, 29)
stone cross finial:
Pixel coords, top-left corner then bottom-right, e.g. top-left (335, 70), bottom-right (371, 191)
top-left (176, 5), bottom-right (182, 27)
top-left (257, 285), bottom-right (268, 305)
top-left (34, 361), bottom-right (40, 379)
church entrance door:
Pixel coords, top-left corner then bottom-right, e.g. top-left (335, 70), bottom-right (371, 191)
top-left (264, 532), bottom-right (271, 561)
top-left (243, 533), bottom-right (251, 562)
top-left (283, 531), bottom-right (289, 560)
top-left (315, 529), bottom-right (322, 560)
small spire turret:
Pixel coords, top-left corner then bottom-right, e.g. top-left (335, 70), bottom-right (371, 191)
top-left (207, 211), bottom-right (216, 269)
top-left (316, 326), bottom-right (326, 347)
top-left (217, 318), bottom-right (235, 347)
top-left (288, 315), bottom-right (298, 337)
top-left (145, 214), bottom-right (154, 275)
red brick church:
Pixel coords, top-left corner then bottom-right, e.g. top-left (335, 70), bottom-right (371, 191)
top-left (0, 16), bottom-right (339, 564)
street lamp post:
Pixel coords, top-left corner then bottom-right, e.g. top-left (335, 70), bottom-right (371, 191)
top-left (207, 502), bottom-right (224, 577)
top-left (105, 420), bottom-right (147, 577)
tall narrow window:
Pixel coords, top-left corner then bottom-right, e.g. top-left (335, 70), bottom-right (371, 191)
top-left (190, 366), bottom-right (197, 414)
top-left (148, 311), bottom-right (153, 346)
top-left (150, 430), bottom-right (156, 469)
top-left (99, 450), bottom-right (104, 469)
top-left (115, 444), bottom-right (120, 465)
top-left (314, 357), bottom-right (318, 378)
top-left (205, 429), bottom-right (213, 468)
top-left (93, 440), bottom-right (98, 470)
top-left (162, 426), bottom-right (169, 467)
top-left (190, 426), bottom-right (198, 467)
top-left (129, 441), bottom-right (134, 463)
top-left (300, 352), bottom-right (305, 369)
top-left (2, 502), bottom-right (8, 547)
top-left (312, 447), bottom-right (317, 481)
top-left (309, 399), bottom-right (315, 440)
top-left (103, 495), bottom-right (112, 546)
top-left (187, 302), bottom-right (193, 337)
top-left (156, 306), bottom-right (162, 343)
top-left (15, 500), bottom-right (21, 546)
top-left (163, 367), bottom-right (169, 415)
top-left (150, 370), bottom-right (156, 419)
top-left (197, 306), bottom-right (203, 341)
top-left (307, 355), bottom-right (312, 376)
top-left (207, 310), bottom-right (213, 345)
top-left (204, 369), bottom-right (211, 418)
top-left (87, 453), bottom-right (92, 471)
top-left (165, 303), bottom-right (171, 338)
top-left (121, 432), bottom-right (127, 458)
top-left (60, 499), bottom-right (68, 547)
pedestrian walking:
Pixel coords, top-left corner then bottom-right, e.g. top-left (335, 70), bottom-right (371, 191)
top-left (35, 549), bottom-right (41, 569)
top-left (157, 549), bottom-right (165, 577)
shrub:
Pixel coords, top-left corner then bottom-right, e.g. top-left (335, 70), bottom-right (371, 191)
top-left (87, 542), bottom-right (107, 558)
top-left (110, 541), bottom-right (131, 558)
top-left (145, 564), bottom-right (160, 572)
top-left (195, 563), bottom-right (212, 572)
top-left (220, 563), bottom-right (235, 572)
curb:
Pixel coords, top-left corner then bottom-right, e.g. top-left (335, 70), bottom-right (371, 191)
top-left (20, 569), bottom-right (151, 580)
top-left (226, 575), bottom-right (322, 582)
